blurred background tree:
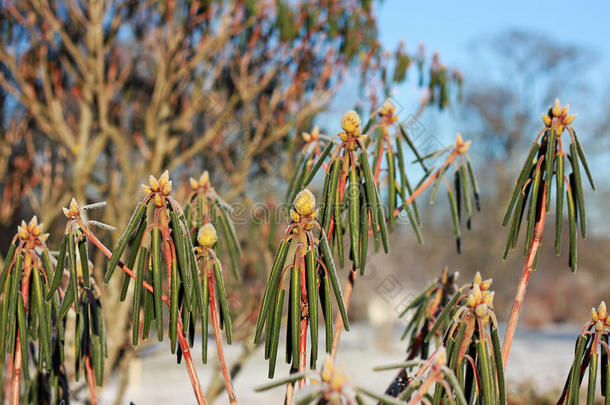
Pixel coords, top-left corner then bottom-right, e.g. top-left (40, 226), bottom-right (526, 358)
top-left (0, 0), bottom-right (456, 401)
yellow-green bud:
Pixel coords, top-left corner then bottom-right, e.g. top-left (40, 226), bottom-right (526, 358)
top-left (197, 223), bottom-right (217, 248)
top-left (341, 110), bottom-right (361, 135)
top-left (294, 189), bottom-right (316, 216)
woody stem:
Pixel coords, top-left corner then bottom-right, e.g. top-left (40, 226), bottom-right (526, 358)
top-left (502, 182), bottom-right (547, 365)
top-left (82, 225), bottom-right (208, 405)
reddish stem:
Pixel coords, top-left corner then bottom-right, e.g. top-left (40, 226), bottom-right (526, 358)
top-left (502, 182), bottom-right (547, 366)
top-left (82, 226), bottom-right (208, 405)
top-left (393, 151), bottom-right (458, 217)
top-left (207, 264), bottom-right (237, 405)
top-left (84, 353), bottom-right (98, 405)
top-left (4, 352), bottom-right (13, 405)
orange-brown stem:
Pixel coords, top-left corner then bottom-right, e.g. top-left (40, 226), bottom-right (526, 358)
top-left (374, 140), bottom-right (386, 183)
top-left (4, 352), bottom-right (13, 405)
top-left (82, 226), bottom-right (208, 405)
top-left (207, 266), bottom-right (237, 405)
top-left (84, 353), bottom-right (98, 405)
top-left (502, 183), bottom-right (547, 366)
top-left (393, 151), bottom-right (457, 217)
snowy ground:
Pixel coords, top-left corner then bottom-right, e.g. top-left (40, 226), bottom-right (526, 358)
top-left (98, 322), bottom-right (577, 404)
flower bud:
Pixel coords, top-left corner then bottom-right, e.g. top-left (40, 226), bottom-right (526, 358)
top-left (599, 301), bottom-right (607, 320)
top-left (159, 170), bottom-right (169, 187)
top-left (197, 223), bottom-right (218, 248)
top-left (552, 98), bottom-right (562, 117)
top-left (199, 171), bottom-right (210, 187)
top-left (290, 209), bottom-right (300, 223)
top-left (473, 271), bottom-right (482, 286)
top-left (294, 189), bottom-right (316, 216)
top-left (565, 114), bottom-right (576, 125)
top-left (475, 303), bottom-right (488, 317)
top-left (542, 114), bottom-right (552, 127)
top-left (149, 175), bottom-right (159, 190)
top-left (162, 180), bottom-right (172, 195)
top-left (341, 110), bottom-right (361, 135)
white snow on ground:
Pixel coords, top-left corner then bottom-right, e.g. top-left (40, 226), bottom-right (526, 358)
top-left (99, 323), bottom-right (577, 404)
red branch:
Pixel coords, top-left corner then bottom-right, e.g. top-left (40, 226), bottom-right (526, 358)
top-left (502, 182), bottom-right (547, 365)
top-left (83, 226), bottom-right (208, 405)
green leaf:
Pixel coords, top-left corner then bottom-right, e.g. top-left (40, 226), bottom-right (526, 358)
top-left (254, 238), bottom-right (290, 343)
top-left (447, 188), bottom-right (461, 254)
top-left (305, 248), bottom-right (318, 368)
top-left (213, 259), bottom-right (232, 344)
top-left (55, 280), bottom-right (75, 328)
top-left (255, 371), bottom-right (308, 392)
top-left (322, 160), bottom-right (341, 234)
top-left (566, 183), bottom-right (577, 272)
top-left (524, 160), bottom-right (543, 255)
top-left (573, 131), bottom-right (596, 190)
top-left (104, 202), bottom-right (147, 284)
top-left (289, 264), bottom-right (300, 367)
top-left (429, 165), bottom-right (448, 205)
top-left (334, 179), bottom-right (345, 268)
top-left (151, 227), bottom-right (164, 341)
top-left (32, 263), bottom-right (51, 368)
top-left (398, 123), bottom-right (428, 171)
top-left (170, 257), bottom-right (179, 353)
top-left (16, 294), bottom-right (29, 380)
top-left (460, 164), bottom-right (472, 229)
top-left (503, 143), bottom-right (540, 226)
top-left (77, 235), bottom-right (90, 288)
top-left (170, 211), bottom-right (192, 309)
top-left (491, 325), bottom-right (507, 405)
top-left (359, 188), bottom-right (369, 275)
top-left (356, 386), bottom-right (404, 405)
top-left (555, 153), bottom-right (564, 256)
top-left (466, 156), bottom-right (480, 212)
top-left (359, 150), bottom-right (381, 252)
top-left (268, 289), bottom-right (285, 378)
top-left (587, 351), bottom-right (598, 405)
top-left (302, 140), bottom-right (335, 189)
top-left (201, 265), bottom-right (209, 364)
top-left (567, 335), bottom-right (588, 403)
top-left (386, 147), bottom-right (397, 233)
top-left (320, 229), bottom-right (349, 331)
top-left (544, 131), bottom-right (556, 211)
top-left (47, 233), bottom-right (68, 300)
top-left (67, 232), bottom-right (79, 315)
top-left (348, 164), bottom-right (361, 270)
top-left (570, 143), bottom-right (587, 238)
top-left (0, 241), bottom-right (17, 293)
top-left (214, 203), bottom-right (241, 280)
top-left (142, 271), bottom-right (155, 340)
top-left (320, 270), bottom-right (333, 353)
top-left (132, 247), bottom-right (148, 346)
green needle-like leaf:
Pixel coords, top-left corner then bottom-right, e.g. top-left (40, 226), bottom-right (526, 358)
top-left (104, 202), bottom-right (147, 284)
top-left (151, 228), bottom-right (164, 341)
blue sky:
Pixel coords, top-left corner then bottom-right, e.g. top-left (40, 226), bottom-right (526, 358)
top-left (377, 0), bottom-right (610, 76)
top-left (371, 0), bottom-right (610, 232)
